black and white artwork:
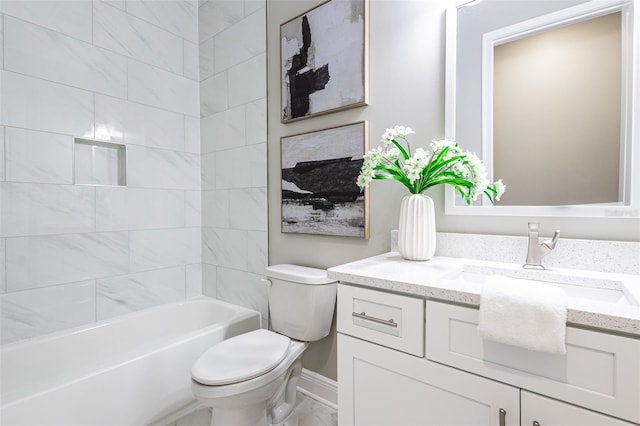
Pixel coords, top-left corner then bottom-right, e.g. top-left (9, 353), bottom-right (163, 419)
top-left (280, 0), bottom-right (367, 123)
top-left (281, 122), bottom-right (368, 238)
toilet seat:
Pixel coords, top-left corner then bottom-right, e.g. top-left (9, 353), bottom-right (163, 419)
top-left (192, 329), bottom-right (291, 386)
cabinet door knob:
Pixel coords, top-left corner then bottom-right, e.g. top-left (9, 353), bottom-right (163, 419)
top-left (533, 422), bottom-right (540, 426)
top-left (499, 408), bottom-right (506, 426)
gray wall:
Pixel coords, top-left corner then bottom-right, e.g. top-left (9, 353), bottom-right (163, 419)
top-left (267, 0), bottom-right (640, 381)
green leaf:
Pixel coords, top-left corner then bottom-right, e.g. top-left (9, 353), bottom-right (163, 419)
top-left (391, 139), bottom-right (410, 160)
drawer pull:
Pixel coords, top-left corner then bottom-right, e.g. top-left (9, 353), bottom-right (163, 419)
top-left (352, 311), bottom-right (398, 327)
top-left (533, 422), bottom-right (540, 426)
top-left (499, 408), bottom-right (506, 426)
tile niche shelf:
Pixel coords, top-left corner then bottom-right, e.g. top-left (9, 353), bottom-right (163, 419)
top-left (74, 138), bottom-right (126, 186)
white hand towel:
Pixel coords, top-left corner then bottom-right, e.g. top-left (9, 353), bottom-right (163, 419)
top-left (477, 275), bottom-right (568, 354)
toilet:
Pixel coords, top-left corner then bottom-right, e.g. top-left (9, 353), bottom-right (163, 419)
top-left (191, 264), bottom-right (337, 426)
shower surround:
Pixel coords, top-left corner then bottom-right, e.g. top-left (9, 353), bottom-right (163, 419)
top-left (1, 0), bottom-right (268, 345)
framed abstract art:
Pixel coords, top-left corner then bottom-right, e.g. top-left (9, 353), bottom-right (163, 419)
top-left (280, 0), bottom-right (368, 123)
top-left (280, 121), bottom-right (369, 238)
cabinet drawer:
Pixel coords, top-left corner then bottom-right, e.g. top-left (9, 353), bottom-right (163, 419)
top-left (425, 300), bottom-right (640, 423)
top-left (521, 391), bottom-right (637, 426)
top-left (337, 284), bottom-right (424, 356)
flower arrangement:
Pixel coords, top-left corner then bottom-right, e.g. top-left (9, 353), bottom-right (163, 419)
top-left (357, 125), bottom-right (506, 204)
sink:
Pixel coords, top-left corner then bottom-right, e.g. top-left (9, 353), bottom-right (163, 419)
top-left (441, 264), bottom-right (639, 307)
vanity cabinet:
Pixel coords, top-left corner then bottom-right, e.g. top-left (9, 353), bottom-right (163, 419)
top-left (338, 333), bottom-right (520, 426)
top-left (337, 283), bottom-right (640, 426)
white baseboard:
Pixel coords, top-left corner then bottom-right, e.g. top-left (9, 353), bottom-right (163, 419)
top-left (296, 368), bottom-right (337, 410)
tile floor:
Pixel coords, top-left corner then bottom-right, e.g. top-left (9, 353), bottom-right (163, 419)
top-left (172, 392), bottom-right (337, 426)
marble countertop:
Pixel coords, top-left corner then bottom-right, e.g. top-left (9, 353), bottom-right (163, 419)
top-left (328, 252), bottom-right (640, 337)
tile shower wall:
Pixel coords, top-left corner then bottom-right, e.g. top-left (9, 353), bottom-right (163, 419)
top-left (199, 0), bottom-right (268, 324)
top-left (0, 0), bottom-right (201, 344)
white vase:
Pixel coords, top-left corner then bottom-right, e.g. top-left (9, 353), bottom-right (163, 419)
top-left (397, 194), bottom-right (436, 261)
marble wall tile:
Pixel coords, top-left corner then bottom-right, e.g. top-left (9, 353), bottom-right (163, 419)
top-left (0, 0), bottom-right (92, 43)
top-left (200, 72), bottom-right (228, 117)
top-left (1, 70), bottom-right (94, 138)
top-left (4, 16), bottom-right (127, 98)
top-left (199, 38), bottom-right (214, 81)
top-left (215, 143), bottom-right (266, 189)
top-left (130, 227), bottom-right (201, 272)
top-left (96, 266), bottom-right (186, 320)
top-left (5, 232), bottom-right (129, 291)
top-left (95, 94), bottom-right (185, 151)
top-left (0, 126), bottom-right (5, 181)
top-left (127, 0), bottom-right (198, 43)
top-left (216, 267), bottom-right (267, 320)
top-left (200, 105), bottom-right (245, 153)
top-left (244, 1), bottom-right (264, 19)
top-left (1, 182), bottom-right (95, 237)
top-left (127, 145), bottom-right (201, 190)
top-left (185, 190), bottom-right (202, 227)
top-left (213, 8), bottom-right (265, 73)
top-left (246, 98), bottom-right (267, 145)
top-left (186, 263), bottom-right (203, 297)
top-left (93, 1), bottom-right (183, 75)
top-left (128, 60), bottom-right (200, 116)
top-left (202, 190), bottom-right (230, 228)
top-left (227, 53), bottom-right (266, 107)
top-left (202, 227), bottom-right (247, 270)
top-left (229, 188), bottom-right (267, 231)
top-left (0, 14), bottom-right (4, 68)
top-left (247, 231), bottom-right (267, 275)
top-left (1, 239), bottom-right (6, 292)
top-left (0, 280), bottom-right (96, 344)
top-left (184, 40), bottom-right (200, 81)
top-left (4, 127), bottom-right (73, 184)
top-left (201, 152), bottom-right (216, 190)
top-left (184, 116), bottom-right (201, 154)
top-left (96, 187), bottom-right (185, 232)
top-left (101, 0), bottom-right (126, 11)
top-left (202, 263), bottom-right (217, 297)
top-left (198, 0), bottom-right (244, 43)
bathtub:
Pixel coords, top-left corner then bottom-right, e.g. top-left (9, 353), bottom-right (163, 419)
top-left (0, 296), bottom-right (261, 425)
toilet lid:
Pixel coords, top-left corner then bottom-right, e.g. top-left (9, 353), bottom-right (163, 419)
top-left (191, 329), bottom-right (291, 385)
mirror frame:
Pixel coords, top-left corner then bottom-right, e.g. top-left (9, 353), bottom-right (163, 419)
top-left (444, 0), bottom-right (640, 218)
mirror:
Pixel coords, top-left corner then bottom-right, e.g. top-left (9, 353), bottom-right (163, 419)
top-left (445, 0), bottom-right (639, 217)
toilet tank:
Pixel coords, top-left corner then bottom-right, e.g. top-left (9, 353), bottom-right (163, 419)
top-left (265, 264), bottom-right (337, 341)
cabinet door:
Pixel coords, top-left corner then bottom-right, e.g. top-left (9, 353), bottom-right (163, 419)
top-left (338, 333), bottom-right (519, 426)
top-left (521, 391), bottom-right (637, 426)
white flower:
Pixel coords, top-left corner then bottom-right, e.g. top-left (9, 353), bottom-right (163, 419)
top-left (430, 139), bottom-right (460, 155)
top-left (384, 146), bottom-right (401, 161)
top-left (362, 146), bottom-right (383, 168)
top-left (356, 124), bottom-right (505, 204)
top-left (493, 179), bottom-right (506, 201)
top-left (357, 168), bottom-right (374, 189)
top-left (381, 125), bottom-right (415, 145)
top-left (403, 148), bottom-right (430, 184)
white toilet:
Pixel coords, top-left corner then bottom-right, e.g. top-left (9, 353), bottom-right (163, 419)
top-left (191, 264), bottom-right (337, 426)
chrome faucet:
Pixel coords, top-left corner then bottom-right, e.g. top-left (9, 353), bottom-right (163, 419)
top-left (523, 222), bottom-right (560, 270)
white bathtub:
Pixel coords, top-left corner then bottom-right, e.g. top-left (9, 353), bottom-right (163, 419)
top-left (0, 296), bottom-right (261, 425)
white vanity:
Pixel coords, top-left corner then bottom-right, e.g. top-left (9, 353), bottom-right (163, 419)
top-left (329, 253), bottom-right (640, 426)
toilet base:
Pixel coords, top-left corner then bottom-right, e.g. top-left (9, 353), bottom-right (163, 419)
top-left (203, 358), bottom-right (303, 426)
top-left (193, 340), bottom-right (307, 426)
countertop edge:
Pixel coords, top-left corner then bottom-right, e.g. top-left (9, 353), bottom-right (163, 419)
top-left (328, 253), bottom-right (640, 337)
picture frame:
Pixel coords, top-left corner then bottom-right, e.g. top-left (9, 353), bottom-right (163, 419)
top-left (281, 121), bottom-right (369, 238)
top-left (280, 0), bottom-right (369, 123)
